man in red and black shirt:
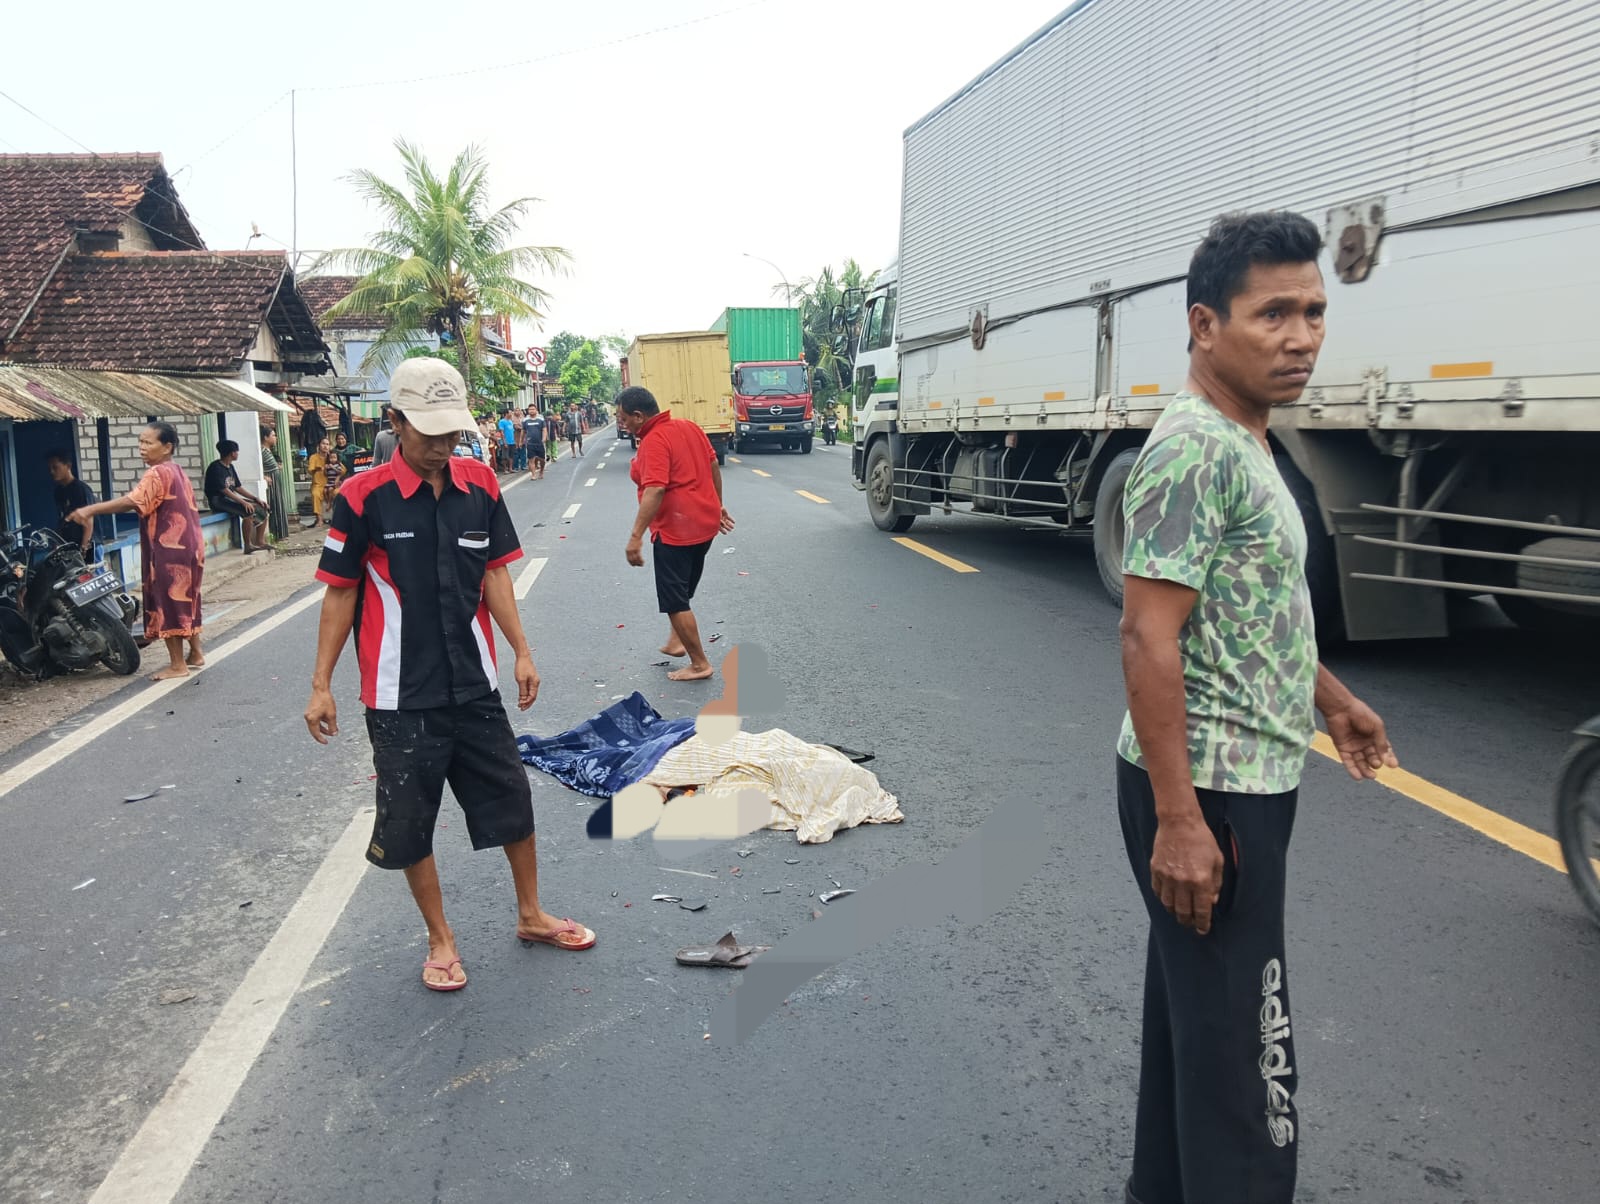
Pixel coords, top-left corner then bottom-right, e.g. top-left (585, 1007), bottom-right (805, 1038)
top-left (304, 357), bottom-right (595, 994)
top-left (618, 386), bottom-right (735, 682)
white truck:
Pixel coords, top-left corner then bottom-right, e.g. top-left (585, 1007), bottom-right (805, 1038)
top-left (849, 0), bottom-right (1600, 640)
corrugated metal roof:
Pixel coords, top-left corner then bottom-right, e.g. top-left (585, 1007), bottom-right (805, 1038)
top-left (0, 362), bottom-right (293, 421)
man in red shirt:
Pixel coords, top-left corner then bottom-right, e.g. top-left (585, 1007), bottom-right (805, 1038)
top-left (303, 357), bottom-right (595, 995)
top-left (618, 386), bottom-right (735, 682)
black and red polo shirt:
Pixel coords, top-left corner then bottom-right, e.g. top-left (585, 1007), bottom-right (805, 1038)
top-left (315, 451), bottom-right (521, 710)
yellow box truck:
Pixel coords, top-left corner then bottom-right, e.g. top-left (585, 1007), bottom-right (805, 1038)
top-left (620, 331), bottom-right (734, 464)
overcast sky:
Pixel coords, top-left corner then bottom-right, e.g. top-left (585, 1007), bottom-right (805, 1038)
top-left (1, 0), bottom-right (1068, 353)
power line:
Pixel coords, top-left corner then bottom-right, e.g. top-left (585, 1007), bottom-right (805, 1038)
top-left (0, 88), bottom-right (101, 156)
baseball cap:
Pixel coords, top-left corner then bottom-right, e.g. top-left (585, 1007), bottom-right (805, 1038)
top-left (388, 357), bottom-right (477, 437)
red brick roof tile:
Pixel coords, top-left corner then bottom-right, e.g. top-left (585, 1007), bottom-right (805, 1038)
top-left (7, 250), bottom-right (294, 372)
top-left (296, 274), bottom-right (385, 330)
top-left (0, 154), bottom-right (202, 337)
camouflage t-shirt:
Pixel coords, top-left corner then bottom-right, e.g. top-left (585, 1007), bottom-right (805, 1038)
top-left (1116, 392), bottom-right (1317, 794)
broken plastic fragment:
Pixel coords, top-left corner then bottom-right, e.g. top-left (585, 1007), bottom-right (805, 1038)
top-left (737, 849), bottom-right (755, 858)
top-left (819, 889), bottom-right (855, 904)
top-left (708, 634), bottom-right (722, 643)
top-left (722, 547), bottom-right (736, 555)
top-left (784, 858), bottom-right (799, 865)
top-left (651, 893), bottom-right (682, 903)
top-left (762, 888), bottom-right (781, 895)
top-left (123, 790), bottom-right (156, 803)
top-left (159, 989), bottom-right (197, 1006)
top-left (679, 899), bottom-right (708, 912)
top-left (737, 571), bottom-right (749, 577)
top-left (71, 878), bottom-right (94, 891)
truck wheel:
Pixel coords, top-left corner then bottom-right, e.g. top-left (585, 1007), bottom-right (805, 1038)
top-left (1091, 448), bottom-right (1141, 607)
top-left (1274, 454), bottom-right (1346, 645)
top-left (866, 441), bottom-right (914, 533)
top-left (800, 436), bottom-right (813, 454)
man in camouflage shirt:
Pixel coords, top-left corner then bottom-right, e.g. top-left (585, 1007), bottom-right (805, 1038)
top-left (1116, 212), bottom-right (1399, 1204)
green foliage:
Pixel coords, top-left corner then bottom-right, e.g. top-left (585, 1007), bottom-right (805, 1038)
top-left (559, 339), bottom-right (604, 405)
top-left (403, 345), bottom-right (523, 417)
top-left (544, 330), bottom-right (627, 402)
top-left (314, 139), bottom-right (570, 392)
top-left (543, 331), bottom-right (587, 379)
top-left (778, 259), bottom-right (878, 410)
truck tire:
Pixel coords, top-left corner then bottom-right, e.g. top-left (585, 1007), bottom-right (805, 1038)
top-left (1091, 448), bottom-right (1141, 607)
top-left (1274, 454), bottom-right (1346, 646)
top-left (800, 436), bottom-right (813, 454)
top-left (866, 441), bottom-right (914, 533)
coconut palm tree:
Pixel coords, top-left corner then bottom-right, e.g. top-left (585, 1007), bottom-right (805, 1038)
top-left (314, 139), bottom-right (569, 392)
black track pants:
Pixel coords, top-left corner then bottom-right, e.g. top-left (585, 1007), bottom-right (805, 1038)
top-left (1116, 756), bottom-right (1300, 1204)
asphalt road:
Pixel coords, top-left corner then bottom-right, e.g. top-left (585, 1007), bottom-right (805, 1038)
top-left (2, 428), bottom-right (1597, 1203)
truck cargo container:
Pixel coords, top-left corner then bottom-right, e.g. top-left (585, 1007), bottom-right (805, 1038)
top-left (711, 307), bottom-right (815, 454)
top-left (849, 0), bottom-right (1600, 640)
top-left (622, 332), bottom-right (734, 464)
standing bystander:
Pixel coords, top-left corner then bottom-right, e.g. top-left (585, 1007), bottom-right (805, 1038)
top-left (46, 450), bottom-right (95, 554)
top-left (303, 357), bottom-right (594, 994)
top-left (616, 386), bottom-right (734, 682)
top-left (1114, 211), bottom-right (1399, 1204)
top-left (523, 408), bottom-right (547, 479)
top-left (565, 407), bottom-right (584, 457)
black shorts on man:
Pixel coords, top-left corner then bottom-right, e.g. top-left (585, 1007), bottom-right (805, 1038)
top-left (363, 694), bottom-right (535, 869)
top-left (652, 536), bottom-right (712, 614)
top-left (208, 494), bottom-right (252, 519)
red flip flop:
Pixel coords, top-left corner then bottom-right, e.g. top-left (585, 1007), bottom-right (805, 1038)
top-left (515, 919), bottom-right (596, 951)
top-left (422, 957), bottom-right (467, 991)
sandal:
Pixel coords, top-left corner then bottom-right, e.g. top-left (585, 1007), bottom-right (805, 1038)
top-left (676, 931), bottom-right (770, 969)
top-left (515, 919), bottom-right (596, 951)
top-left (422, 956), bottom-right (467, 992)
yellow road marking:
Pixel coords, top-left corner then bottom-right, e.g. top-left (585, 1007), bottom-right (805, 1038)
top-left (1309, 732), bottom-right (1567, 873)
top-left (728, 456), bottom-right (742, 464)
top-left (751, 469), bottom-right (772, 478)
top-left (795, 490), bottom-right (830, 505)
top-left (891, 537), bottom-right (979, 573)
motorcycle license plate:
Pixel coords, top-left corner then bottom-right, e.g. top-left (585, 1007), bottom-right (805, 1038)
top-left (67, 572), bottom-right (119, 605)
top-left (768, 424), bottom-right (786, 431)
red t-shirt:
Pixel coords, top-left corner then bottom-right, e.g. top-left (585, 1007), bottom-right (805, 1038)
top-left (629, 412), bottom-right (721, 545)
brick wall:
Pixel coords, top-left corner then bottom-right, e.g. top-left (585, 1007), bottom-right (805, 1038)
top-left (74, 414), bottom-right (207, 501)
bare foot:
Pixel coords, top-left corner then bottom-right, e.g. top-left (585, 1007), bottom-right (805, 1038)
top-left (667, 664), bottom-right (715, 682)
top-left (423, 935), bottom-right (466, 989)
top-left (186, 637), bottom-right (205, 668)
top-left (150, 665), bottom-right (190, 681)
top-left (659, 643), bottom-right (687, 657)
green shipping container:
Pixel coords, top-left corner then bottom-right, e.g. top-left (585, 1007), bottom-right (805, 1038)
top-left (708, 307), bottom-right (803, 364)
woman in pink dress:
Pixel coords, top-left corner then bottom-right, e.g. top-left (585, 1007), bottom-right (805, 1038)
top-left (67, 421), bottom-right (204, 680)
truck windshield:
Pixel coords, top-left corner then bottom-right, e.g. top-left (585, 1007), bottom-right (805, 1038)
top-left (735, 365), bottom-right (808, 396)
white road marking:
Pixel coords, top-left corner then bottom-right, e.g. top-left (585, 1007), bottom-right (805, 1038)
top-left (502, 472), bottom-right (531, 493)
top-left (562, 503), bottom-right (582, 519)
top-left (0, 588), bottom-right (325, 800)
top-left (595, 462), bottom-right (606, 470)
top-left (584, 478), bottom-right (597, 488)
top-left (86, 809), bottom-right (372, 1204)
top-left (514, 556), bottom-right (549, 599)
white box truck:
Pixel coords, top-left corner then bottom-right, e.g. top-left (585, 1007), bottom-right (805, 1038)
top-left (848, 0), bottom-right (1600, 640)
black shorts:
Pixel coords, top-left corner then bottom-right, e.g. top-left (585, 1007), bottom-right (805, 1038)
top-left (653, 536), bottom-right (712, 614)
top-left (209, 495), bottom-right (253, 518)
top-left (363, 694), bottom-right (534, 869)
top-left (529, 442), bottom-right (545, 461)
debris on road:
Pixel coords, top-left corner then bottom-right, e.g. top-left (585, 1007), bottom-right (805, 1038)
top-left (238, 900), bottom-right (252, 909)
top-left (737, 849), bottom-right (755, 858)
top-left (721, 547), bottom-right (736, 555)
top-left (784, 858), bottom-right (800, 865)
top-left (658, 867), bottom-right (717, 879)
top-left (122, 790), bottom-right (157, 803)
top-left (762, 888), bottom-right (781, 895)
top-left (71, 879), bottom-right (94, 891)
top-left (676, 931), bottom-right (769, 969)
top-left (158, 989), bottom-right (197, 1006)
top-left (708, 634), bottom-right (722, 643)
top-left (651, 893), bottom-right (682, 903)
top-left (679, 899), bottom-right (708, 912)
top-left (819, 889), bottom-right (855, 904)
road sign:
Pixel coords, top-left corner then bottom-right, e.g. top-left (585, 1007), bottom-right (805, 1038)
top-left (524, 347), bottom-right (547, 370)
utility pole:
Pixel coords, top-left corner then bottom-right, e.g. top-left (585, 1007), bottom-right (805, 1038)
top-left (290, 90), bottom-right (298, 269)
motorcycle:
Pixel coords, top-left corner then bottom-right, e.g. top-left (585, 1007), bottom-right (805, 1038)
top-left (822, 413), bottom-right (840, 446)
top-left (0, 525), bottom-right (141, 678)
top-left (1556, 715), bottom-right (1600, 924)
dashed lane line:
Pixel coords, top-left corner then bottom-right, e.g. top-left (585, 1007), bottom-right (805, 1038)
top-left (751, 470), bottom-right (772, 478)
top-left (514, 557), bottom-right (549, 599)
top-left (584, 478), bottom-right (597, 487)
top-left (728, 456), bottom-right (743, 464)
top-left (562, 503), bottom-right (582, 519)
top-left (795, 490), bottom-right (831, 505)
top-left (890, 536), bottom-right (980, 574)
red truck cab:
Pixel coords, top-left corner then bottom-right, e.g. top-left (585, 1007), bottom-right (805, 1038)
top-left (731, 360), bottom-right (814, 454)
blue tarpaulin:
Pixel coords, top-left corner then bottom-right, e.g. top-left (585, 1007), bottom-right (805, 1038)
top-left (517, 692), bottom-right (698, 799)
